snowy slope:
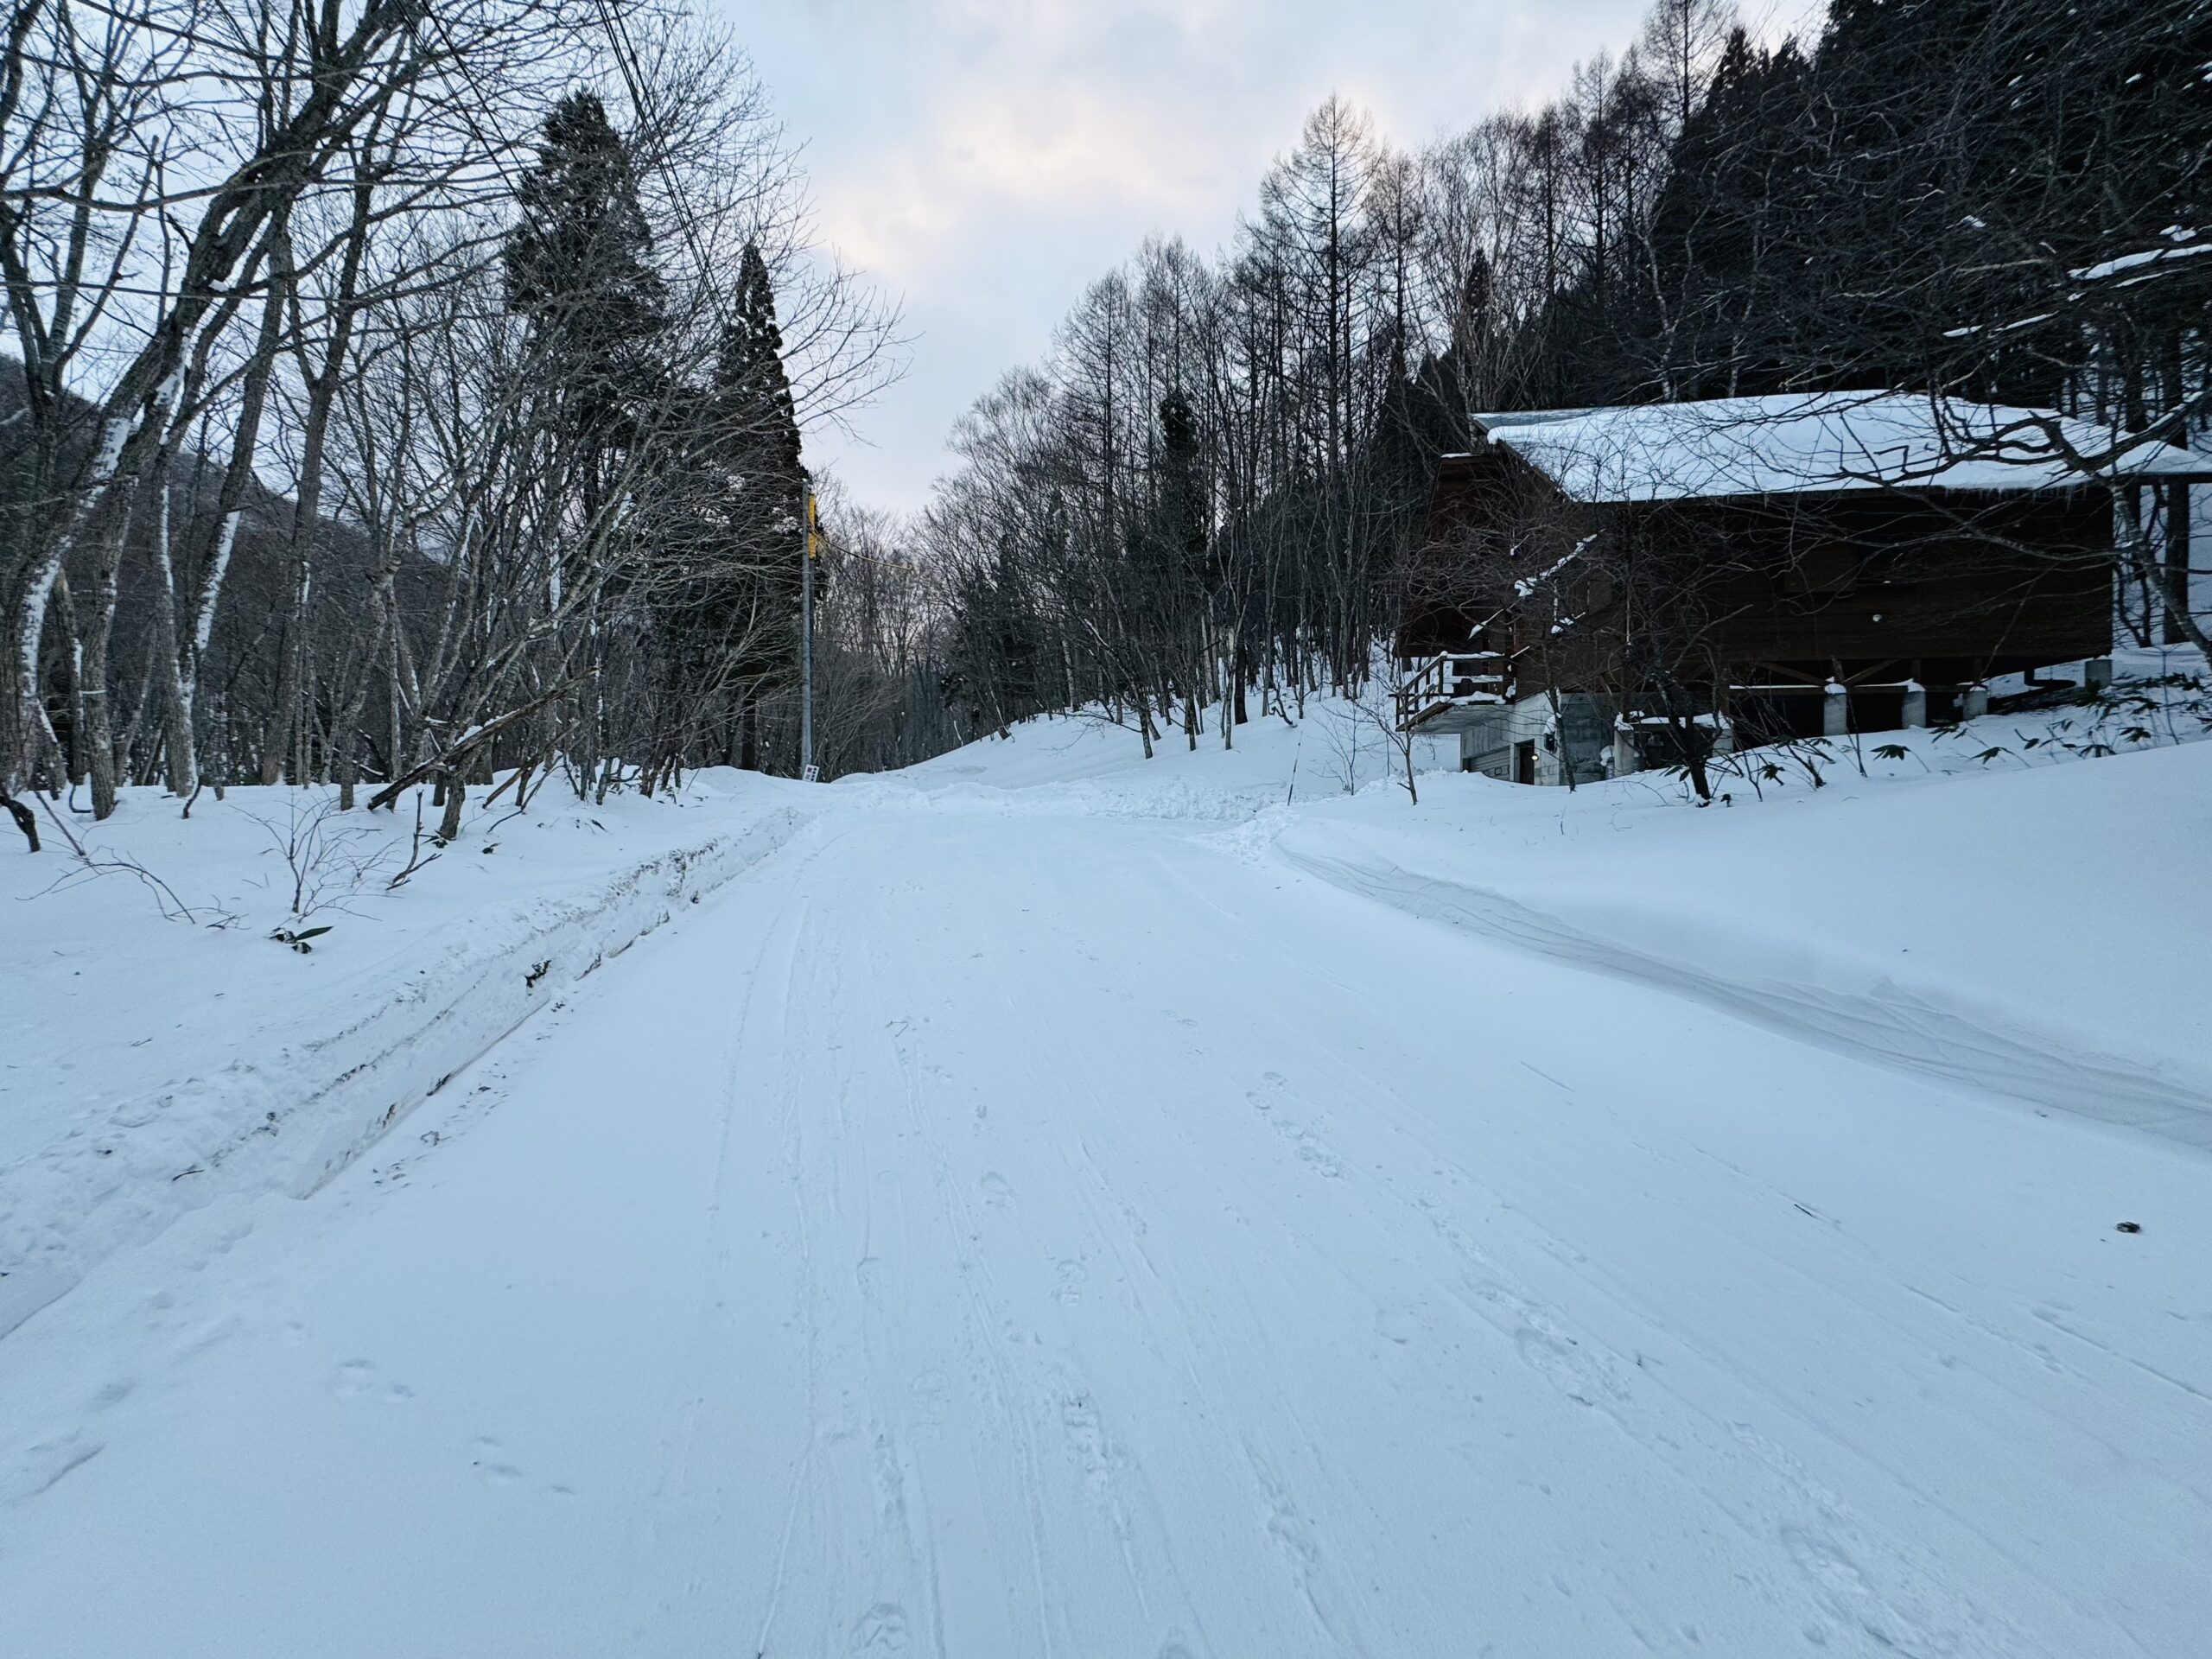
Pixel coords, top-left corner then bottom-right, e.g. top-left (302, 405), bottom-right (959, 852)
top-left (892, 696), bottom-right (1457, 805)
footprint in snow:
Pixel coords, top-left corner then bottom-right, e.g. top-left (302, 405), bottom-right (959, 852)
top-left (1061, 1394), bottom-right (1112, 1485)
top-left (332, 1357), bottom-right (416, 1404)
top-left (332, 1359), bottom-right (377, 1399)
top-left (1512, 1323), bottom-right (1620, 1409)
top-left (470, 1434), bottom-right (526, 1487)
top-left (850, 1602), bottom-right (909, 1652)
top-left (1376, 1306), bottom-right (1418, 1345)
top-left (979, 1172), bottom-right (1014, 1208)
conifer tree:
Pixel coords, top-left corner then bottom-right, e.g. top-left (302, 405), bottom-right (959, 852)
top-left (715, 242), bottom-right (806, 556)
top-left (505, 91), bottom-right (669, 513)
top-left (681, 241), bottom-right (807, 768)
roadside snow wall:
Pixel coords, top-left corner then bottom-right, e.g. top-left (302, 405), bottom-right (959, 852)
top-left (0, 804), bottom-right (812, 1341)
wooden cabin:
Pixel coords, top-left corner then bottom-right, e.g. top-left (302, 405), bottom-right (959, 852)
top-left (1397, 393), bottom-right (2208, 784)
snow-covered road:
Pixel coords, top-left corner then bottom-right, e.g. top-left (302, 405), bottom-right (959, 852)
top-left (5, 799), bottom-right (2208, 1656)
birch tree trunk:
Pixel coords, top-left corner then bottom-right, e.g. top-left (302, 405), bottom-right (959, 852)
top-left (154, 266), bottom-right (287, 797)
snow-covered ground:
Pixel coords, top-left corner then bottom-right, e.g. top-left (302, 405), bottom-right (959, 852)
top-left (3, 665), bottom-right (2209, 1656)
top-left (1, 772), bottom-right (817, 1339)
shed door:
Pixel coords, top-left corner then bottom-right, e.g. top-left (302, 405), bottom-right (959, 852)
top-left (1514, 741), bottom-right (1536, 785)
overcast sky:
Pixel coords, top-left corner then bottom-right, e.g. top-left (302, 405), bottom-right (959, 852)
top-left (722, 0), bottom-right (1662, 513)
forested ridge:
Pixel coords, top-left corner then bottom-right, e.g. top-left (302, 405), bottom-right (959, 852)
top-left (2, 0), bottom-right (2204, 838)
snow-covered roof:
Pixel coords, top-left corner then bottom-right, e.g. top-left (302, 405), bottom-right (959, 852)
top-left (1468, 393), bottom-right (2209, 504)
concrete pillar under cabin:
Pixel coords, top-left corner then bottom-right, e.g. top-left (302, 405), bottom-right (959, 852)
top-left (1962, 683), bottom-right (1989, 720)
top-left (1611, 721), bottom-right (1639, 778)
top-left (1901, 681), bottom-right (1928, 728)
top-left (1823, 683), bottom-right (1850, 737)
top-left (2085, 657), bottom-right (2113, 692)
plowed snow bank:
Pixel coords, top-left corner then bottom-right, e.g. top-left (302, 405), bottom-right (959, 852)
top-left (2, 775), bottom-right (814, 1338)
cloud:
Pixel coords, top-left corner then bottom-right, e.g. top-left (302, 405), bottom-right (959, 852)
top-left (726, 0), bottom-right (1659, 511)
top-left (817, 85), bottom-right (1225, 283)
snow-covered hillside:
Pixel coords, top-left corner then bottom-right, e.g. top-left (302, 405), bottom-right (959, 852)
top-left (3, 660), bottom-right (2208, 1658)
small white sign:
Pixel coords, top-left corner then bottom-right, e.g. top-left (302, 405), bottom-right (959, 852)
top-left (801, 765), bottom-right (820, 783)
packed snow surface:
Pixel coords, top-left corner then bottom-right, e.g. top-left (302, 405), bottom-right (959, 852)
top-left (3, 686), bottom-right (2209, 1657)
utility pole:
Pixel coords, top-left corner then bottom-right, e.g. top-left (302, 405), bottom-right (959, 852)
top-left (800, 488), bottom-right (817, 779)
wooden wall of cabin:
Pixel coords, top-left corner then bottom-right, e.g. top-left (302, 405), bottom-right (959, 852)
top-left (1410, 456), bottom-right (2116, 741)
top-left (1500, 486), bottom-right (2116, 698)
top-left (1397, 450), bottom-right (1571, 659)
top-left (1676, 488), bottom-right (2115, 677)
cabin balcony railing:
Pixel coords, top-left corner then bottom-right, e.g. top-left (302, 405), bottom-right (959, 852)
top-left (1395, 652), bottom-right (1509, 730)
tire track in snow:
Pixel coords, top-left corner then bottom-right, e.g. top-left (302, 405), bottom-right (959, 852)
top-left (10, 802), bottom-right (2199, 1656)
top-left (862, 868), bottom-right (1202, 1656)
top-left (645, 827), bottom-right (830, 1624)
